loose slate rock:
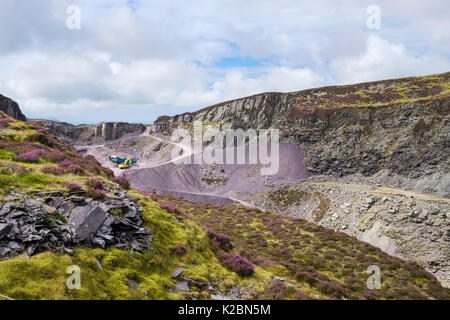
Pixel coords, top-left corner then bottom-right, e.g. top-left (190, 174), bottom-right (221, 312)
top-left (69, 205), bottom-right (107, 242)
top-left (0, 223), bottom-right (12, 240)
top-left (171, 267), bottom-right (184, 278)
top-left (0, 190), bottom-right (153, 258)
top-left (176, 280), bottom-right (190, 291)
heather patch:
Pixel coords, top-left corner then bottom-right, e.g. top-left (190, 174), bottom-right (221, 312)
top-left (66, 182), bottom-right (82, 191)
top-left (0, 117), bottom-right (12, 128)
top-left (85, 178), bottom-right (104, 190)
top-left (0, 118), bottom-right (113, 179)
top-left (113, 175), bottom-right (130, 190)
top-left (15, 149), bottom-right (47, 163)
top-left (216, 252), bottom-right (255, 277)
top-left (87, 188), bottom-right (106, 200)
top-left (40, 166), bottom-right (65, 175)
top-left (158, 202), bottom-right (180, 214)
top-left (208, 230), bottom-right (233, 251)
top-left (171, 243), bottom-right (187, 256)
top-left (154, 193), bottom-right (450, 300)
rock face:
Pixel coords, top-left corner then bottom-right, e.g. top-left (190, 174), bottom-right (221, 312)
top-left (154, 72), bottom-right (450, 196)
top-left (0, 190), bottom-right (153, 258)
top-left (31, 120), bottom-right (147, 145)
top-left (150, 72), bottom-right (450, 286)
top-left (247, 181), bottom-right (450, 286)
top-left (69, 205), bottom-right (107, 242)
top-left (0, 94), bottom-right (26, 121)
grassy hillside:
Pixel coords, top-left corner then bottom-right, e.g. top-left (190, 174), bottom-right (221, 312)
top-left (155, 71), bottom-right (450, 124)
top-left (291, 71), bottom-right (450, 115)
top-left (0, 111), bottom-right (114, 194)
top-left (153, 194), bottom-right (450, 300)
top-left (0, 111), bottom-right (449, 300)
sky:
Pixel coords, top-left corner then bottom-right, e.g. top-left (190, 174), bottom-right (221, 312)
top-left (0, 0), bottom-right (449, 124)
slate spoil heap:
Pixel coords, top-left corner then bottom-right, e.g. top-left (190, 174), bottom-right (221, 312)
top-left (0, 190), bottom-right (153, 258)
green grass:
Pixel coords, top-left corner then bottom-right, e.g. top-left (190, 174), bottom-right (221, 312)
top-left (0, 150), bottom-right (14, 160)
top-left (291, 71), bottom-right (450, 115)
top-left (0, 194), bottom-right (267, 300)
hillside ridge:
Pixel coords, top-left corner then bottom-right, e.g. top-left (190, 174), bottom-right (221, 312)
top-left (155, 71), bottom-right (450, 124)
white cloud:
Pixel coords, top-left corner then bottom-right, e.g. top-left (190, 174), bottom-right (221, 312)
top-left (331, 35), bottom-right (450, 84)
top-left (0, 0), bottom-right (449, 123)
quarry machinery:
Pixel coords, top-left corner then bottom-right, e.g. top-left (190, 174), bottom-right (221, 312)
top-left (109, 156), bottom-right (138, 169)
top-left (119, 157), bottom-right (133, 169)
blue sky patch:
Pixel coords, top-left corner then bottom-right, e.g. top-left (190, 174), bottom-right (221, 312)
top-left (214, 56), bottom-right (265, 68)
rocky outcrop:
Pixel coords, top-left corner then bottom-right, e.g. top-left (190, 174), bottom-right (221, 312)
top-left (154, 92), bottom-right (284, 130)
top-left (0, 190), bottom-right (153, 258)
top-left (149, 72), bottom-right (450, 286)
top-left (0, 94), bottom-right (26, 121)
top-left (246, 181), bottom-right (450, 286)
top-left (154, 72), bottom-right (450, 196)
top-left (32, 120), bottom-right (147, 145)
top-left (290, 99), bottom-right (450, 196)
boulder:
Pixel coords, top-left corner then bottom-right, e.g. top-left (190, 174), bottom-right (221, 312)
top-left (175, 280), bottom-right (190, 291)
top-left (7, 241), bottom-right (22, 250)
top-left (171, 267), bottom-right (184, 278)
top-left (69, 205), bottom-right (107, 242)
top-left (0, 94), bottom-right (26, 120)
top-left (45, 197), bottom-right (64, 208)
top-left (59, 200), bottom-right (76, 216)
top-left (0, 223), bottom-right (12, 240)
top-left (0, 203), bottom-right (13, 216)
top-left (181, 277), bottom-right (207, 288)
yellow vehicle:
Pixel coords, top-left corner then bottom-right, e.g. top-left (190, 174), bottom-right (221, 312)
top-left (119, 157), bottom-right (133, 169)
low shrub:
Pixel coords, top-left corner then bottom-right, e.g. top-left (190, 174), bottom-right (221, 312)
top-left (170, 243), bottom-right (187, 255)
top-left (87, 188), bottom-right (105, 200)
top-left (216, 252), bottom-right (254, 277)
top-left (27, 131), bottom-right (48, 144)
top-left (66, 164), bottom-right (83, 175)
top-left (14, 149), bottom-right (46, 163)
top-left (85, 178), bottom-right (104, 190)
top-left (208, 230), bottom-right (233, 251)
top-left (253, 256), bottom-right (277, 267)
top-left (317, 280), bottom-right (348, 299)
top-left (57, 160), bottom-right (75, 167)
top-left (40, 166), bottom-right (65, 175)
top-left (57, 160), bottom-right (84, 175)
top-left (138, 190), bottom-right (156, 200)
top-left (159, 202), bottom-right (179, 214)
top-left (0, 117), bottom-right (12, 128)
top-left (113, 175), bottom-right (130, 190)
top-left (66, 182), bottom-right (82, 191)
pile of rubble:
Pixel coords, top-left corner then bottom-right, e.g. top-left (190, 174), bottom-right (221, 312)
top-left (0, 190), bottom-right (153, 258)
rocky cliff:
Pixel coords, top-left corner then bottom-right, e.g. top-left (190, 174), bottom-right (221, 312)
top-left (150, 72), bottom-right (450, 286)
top-left (32, 119), bottom-right (147, 145)
top-left (243, 181), bottom-right (450, 286)
top-left (0, 94), bottom-right (26, 121)
top-left (155, 72), bottom-right (450, 196)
